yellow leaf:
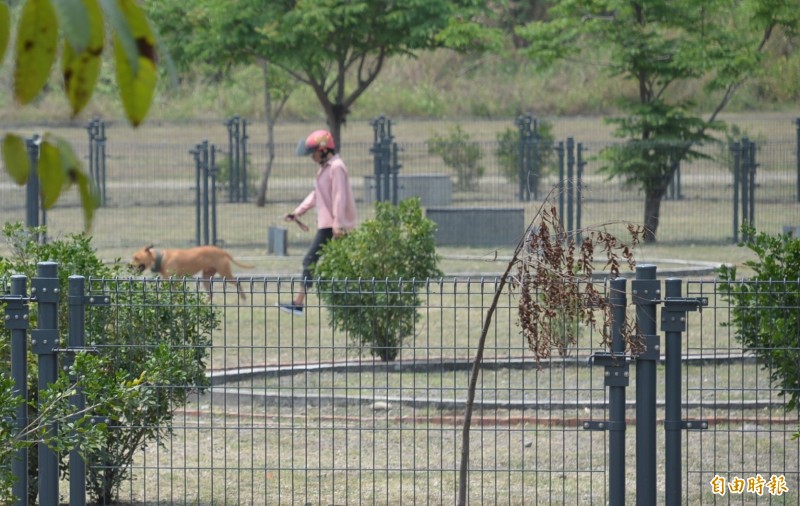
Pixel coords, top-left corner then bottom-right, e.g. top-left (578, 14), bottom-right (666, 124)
top-left (2, 134), bottom-right (30, 185)
top-left (74, 170), bottom-right (99, 231)
top-left (0, 2), bottom-right (10, 65)
top-left (62, 0), bottom-right (104, 116)
top-left (14, 0), bottom-right (59, 104)
top-left (37, 138), bottom-right (66, 210)
top-left (113, 0), bottom-right (157, 127)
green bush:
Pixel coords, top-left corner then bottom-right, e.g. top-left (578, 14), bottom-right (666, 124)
top-left (313, 199), bottom-right (443, 361)
top-left (0, 223), bottom-right (217, 504)
top-left (717, 224), bottom-right (800, 413)
top-left (426, 125), bottom-right (485, 191)
top-left (495, 119), bottom-right (556, 194)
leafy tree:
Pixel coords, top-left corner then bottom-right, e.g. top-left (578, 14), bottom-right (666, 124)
top-left (313, 198), bottom-right (442, 362)
top-left (519, 0), bottom-right (800, 242)
top-left (427, 124), bottom-right (485, 191)
top-left (0, 223), bottom-right (217, 503)
top-left (718, 224), bottom-right (800, 414)
top-left (142, 0), bottom-right (295, 207)
top-left (0, 0), bottom-right (158, 231)
top-left (163, 0), bottom-right (500, 149)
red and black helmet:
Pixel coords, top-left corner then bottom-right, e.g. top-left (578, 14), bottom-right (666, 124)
top-left (296, 129), bottom-right (335, 156)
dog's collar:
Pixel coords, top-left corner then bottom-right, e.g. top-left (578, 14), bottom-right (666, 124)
top-left (151, 250), bottom-right (163, 273)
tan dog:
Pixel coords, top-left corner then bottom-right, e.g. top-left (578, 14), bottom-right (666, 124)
top-left (132, 245), bottom-right (254, 300)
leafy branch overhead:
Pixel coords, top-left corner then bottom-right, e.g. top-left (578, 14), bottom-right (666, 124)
top-left (0, 0), bottom-right (159, 230)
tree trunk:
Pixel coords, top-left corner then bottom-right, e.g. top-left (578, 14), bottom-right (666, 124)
top-left (643, 186), bottom-right (666, 243)
top-left (255, 60), bottom-right (284, 207)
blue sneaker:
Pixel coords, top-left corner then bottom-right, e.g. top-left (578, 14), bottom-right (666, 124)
top-left (277, 302), bottom-right (303, 316)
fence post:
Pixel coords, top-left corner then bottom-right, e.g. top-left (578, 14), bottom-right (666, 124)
top-left (796, 117), bottom-right (799, 202)
top-left (632, 264), bottom-right (659, 506)
top-left (556, 141), bottom-right (565, 227)
top-left (662, 279), bottom-right (708, 506)
top-left (370, 115), bottom-right (385, 203)
top-left (202, 140), bottom-right (211, 246)
top-left (241, 118), bottom-right (249, 203)
top-left (516, 114), bottom-right (532, 202)
top-left (192, 143), bottom-right (202, 246)
top-left (584, 277), bottom-right (629, 506)
top-left (32, 261), bottom-right (60, 506)
top-left (7, 275), bottom-right (29, 506)
top-left (25, 136), bottom-right (42, 231)
top-left (740, 138), bottom-right (750, 240)
top-left (663, 278), bottom-right (682, 506)
top-left (67, 276), bottom-right (87, 506)
top-left (382, 118), bottom-right (393, 203)
top-left (210, 144), bottom-right (218, 245)
top-left (747, 139), bottom-right (756, 240)
top-left (731, 141), bottom-right (740, 243)
top-left (576, 142), bottom-right (585, 244)
top-left (566, 137), bottom-right (575, 236)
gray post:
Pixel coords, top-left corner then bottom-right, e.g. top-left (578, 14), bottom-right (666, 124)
top-left (663, 278), bottom-right (682, 506)
top-left (32, 262), bottom-right (60, 506)
top-left (747, 140), bottom-right (756, 239)
top-left (241, 118), bottom-right (249, 203)
top-left (516, 114), bottom-right (531, 202)
top-left (225, 117), bottom-right (235, 203)
top-left (202, 140), bottom-right (210, 246)
top-left (8, 275), bottom-right (29, 506)
top-left (531, 118), bottom-right (540, 201)
top-left (566, 137), bottom-right (575, 236)
top-left (26, 137), bottom-right (40, 229)
top-left (576, 142), bottom-right (585, 244)
top-left (392, 141), bottom-right (401, 206)
top-left (608, 277), bottom-right (628, 506)
top-left (370, 116), bottom-right (382, 203)
top-left (740, 138), bottom-right (750, 238)
top-left (210, 145), bottom-right (218, 246)
top-left (633, 264), bottom-right (659, 506)
top-left (556, 141), bottom-right (565, 227)
top-left (68, 276), bottom-right (87, 506)
top-left (233, 117), bottom-right (241, 203)
top-left (731, 141), bottom-right (740, 243)
top-left (192, 144), bottom-right (202, 246)
top-left (796, 118), bottom-right (799, 202)
top-left (99, 120), bottom-right (107, 207)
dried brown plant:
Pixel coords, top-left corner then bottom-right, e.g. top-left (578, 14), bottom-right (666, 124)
top-left (458, 197), bottom-right (642, 505)
top-left (516, 205), bottom-right (642, 362)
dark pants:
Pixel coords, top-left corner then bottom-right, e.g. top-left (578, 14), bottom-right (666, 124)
top-left (302, 228), bottom-right (333, 289)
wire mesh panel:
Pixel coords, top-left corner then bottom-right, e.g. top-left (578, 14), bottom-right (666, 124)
top-left (76, 276), bottom-right (612, 505)
top-left (1, 116), bottom-right (798, 249)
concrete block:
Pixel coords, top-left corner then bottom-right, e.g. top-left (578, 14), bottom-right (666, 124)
top-left (364, 174), bottom-right (452, 207)
top-left (425, 207), bottom-right (525, 247)
top-left (268, 226), bottom-right (288, 256)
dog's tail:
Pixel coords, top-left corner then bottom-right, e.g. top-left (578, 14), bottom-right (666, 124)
top-left (231, 258), bottom-right (255, 269)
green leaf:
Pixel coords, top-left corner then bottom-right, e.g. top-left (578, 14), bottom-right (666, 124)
top-left (62, 0), bottom-right (104, 116)
top-left (14, 0), bottom-right (59, 104)
top-left (52, 0), bottom-right (90, 53)
top-left (101, 0), bottom-right (138, 74)
top-left (113, 0), bottom-right (157, 127)
top-left (2, 134), bottom-right (30, 185)
top-left (37, 137), bottom-right (66, 209)
top-left (0, 2), bottom-right (10, 65)
top-left (74, 169), bottom-right (99, 231)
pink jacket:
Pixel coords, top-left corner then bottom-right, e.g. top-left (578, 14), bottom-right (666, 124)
top-left (293, 154), bottom-right (357, 231)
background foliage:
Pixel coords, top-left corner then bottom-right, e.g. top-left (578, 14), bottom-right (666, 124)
top-left (0, 223), bottom-right (217, 504)
top-left (718, 225), bottom-right (800, 414)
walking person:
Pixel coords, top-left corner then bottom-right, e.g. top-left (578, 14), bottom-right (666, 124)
top-left (278, 129), bottom-right (357, 315)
